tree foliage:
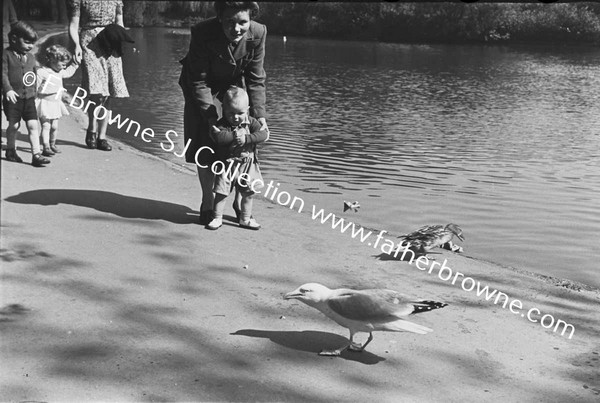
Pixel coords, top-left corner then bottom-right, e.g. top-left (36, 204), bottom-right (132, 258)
top-left (8, 1), bottom-right (600, 43)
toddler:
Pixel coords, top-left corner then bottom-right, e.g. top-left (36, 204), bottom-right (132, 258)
top-left (207, 86), bottom-right (269, 230)
top-left (36, 44), bottom-right (78, 155)
top-left (2, 21), bottom-right (49, 167)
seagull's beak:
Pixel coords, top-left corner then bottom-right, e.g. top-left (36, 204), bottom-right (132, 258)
top-left (284, 290), bottom-right (302, 300)
top-left (457, 234), bottom-right (465, 241)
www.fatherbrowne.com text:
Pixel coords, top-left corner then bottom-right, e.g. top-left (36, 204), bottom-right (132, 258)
top-left (35, 75), bottom-right (575, 340)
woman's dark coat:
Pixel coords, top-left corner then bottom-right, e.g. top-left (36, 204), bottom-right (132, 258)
top-left (178, 17), bottom-right (266, 164)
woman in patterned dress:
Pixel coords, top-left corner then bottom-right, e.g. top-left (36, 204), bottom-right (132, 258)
top-left (68, 0), bottom-right (129, 151)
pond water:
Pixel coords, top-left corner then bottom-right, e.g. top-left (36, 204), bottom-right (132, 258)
top-left (64, 28), bottom-right (600, 288)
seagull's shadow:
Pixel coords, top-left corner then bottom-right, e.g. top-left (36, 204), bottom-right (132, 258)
top-left (231, 329), bottom-right (385, 364)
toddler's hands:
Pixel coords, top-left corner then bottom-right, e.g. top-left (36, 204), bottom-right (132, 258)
top-left (235, 131), bottom-right (246, 146)
top-left (6, 91), bottom-right (18, 104)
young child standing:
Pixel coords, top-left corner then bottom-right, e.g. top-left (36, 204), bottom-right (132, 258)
top-left (2, 21), bottom-right (50, 167)
top-left (207, 86), bottom-right (269, 231)
top-left (36, 44), bottom-right (78, 156)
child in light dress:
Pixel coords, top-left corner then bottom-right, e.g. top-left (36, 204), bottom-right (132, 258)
top-left (36, 44), bottom-right (78, 156)
top-left (207, 86), bottom-right (269, 231)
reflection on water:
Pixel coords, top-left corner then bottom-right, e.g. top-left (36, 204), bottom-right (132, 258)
top-left (104, 28), bottom-right (599, 288)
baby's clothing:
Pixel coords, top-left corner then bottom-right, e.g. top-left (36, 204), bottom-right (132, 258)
top-left (35, 65), bottom-right (78, 120)
top-left (212, 115), bottom-right (268, 196)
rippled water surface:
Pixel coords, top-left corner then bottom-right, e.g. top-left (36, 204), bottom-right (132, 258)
top-left (101, 28), bottom-right (599, 287)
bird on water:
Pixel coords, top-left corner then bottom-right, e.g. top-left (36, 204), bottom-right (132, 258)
top-left (284, 283), bottom-right (447, 356)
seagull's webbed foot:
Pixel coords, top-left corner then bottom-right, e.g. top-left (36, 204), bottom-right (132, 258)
top-left (347, 342), bottom-right (364, 352)
top-left (347, 333), bottom-right (374, 353)
top-left (318, 348), bottom-right (344, 356)
top-left (319, 332), bottom-right (374, 356)
top-left (319, 340), bottom-right (358, 356)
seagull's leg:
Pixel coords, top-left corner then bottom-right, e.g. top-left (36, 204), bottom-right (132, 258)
top-left (348, 331), bottom-right (367, 352)
top-left (359, 332), bottom-right (374, 351)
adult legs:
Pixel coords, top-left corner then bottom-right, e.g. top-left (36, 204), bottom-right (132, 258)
top-left (197, 165), bottom-right (215, 224)
top-left (207, 192), bottom-right (226, 230)
top-left (86, 94), bottom-right (111, 151)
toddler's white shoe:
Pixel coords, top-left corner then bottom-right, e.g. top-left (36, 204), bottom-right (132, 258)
top-left (239, 217), bottom-right (261, 230)
top-left (206, 217), bottom-right (222, 230)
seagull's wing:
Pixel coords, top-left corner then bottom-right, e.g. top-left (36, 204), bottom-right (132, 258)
top-left (327, 289), bottom-right (416, 322)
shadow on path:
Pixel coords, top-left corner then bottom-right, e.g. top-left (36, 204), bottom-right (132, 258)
top-left (231, 329), bottom-right (385, 364)
top-left (5, 189), bottom-right (197, 224)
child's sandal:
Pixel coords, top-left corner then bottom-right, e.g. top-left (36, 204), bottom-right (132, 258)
top-left (31, 153), bottom-right (51, 167)
top-left (42, 147), bottom-right (55, 157)
top-left (50, 144), bottom-right (61, 153)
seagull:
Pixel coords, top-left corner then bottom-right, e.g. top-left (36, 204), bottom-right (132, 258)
top-left (399, 223), bottom-right (464, 257)
top-left (343, 200), bottom-right (360, 212)
top-left (284, 283), bottom-right (447, 356)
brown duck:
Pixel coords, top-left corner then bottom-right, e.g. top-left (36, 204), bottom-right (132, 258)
top-left (399, 224), bottom-right (464, 256)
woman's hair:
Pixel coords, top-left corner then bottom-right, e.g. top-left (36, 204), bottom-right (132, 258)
top-left (44, 44), bottom-right (72, 66)
top-left (8, 20), bottom-right (38, 43)
top-left (214, 2), bottom-right (260, 19)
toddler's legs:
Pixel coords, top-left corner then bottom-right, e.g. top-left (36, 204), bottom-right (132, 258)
top-left (233, 189), bottom-right (243, 219)
top-left (240, 195), bottom-right (253, 222)
top-left (5, 119), bottom-right (19, 149)
top-left (40, 119), bottom-right (53, 155)
top-left (50, 119), bottom-right (60, 152)
top-left (239, 194), bottom-right (261, 230)
top-left (25, 119), bottom-right (41, 156)
top-left (207, 193), bottom-right (227, 230)
top-left (26, 119), bottom-right (50, 167)
top-left (4, 119), bottom-right (22, 162)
